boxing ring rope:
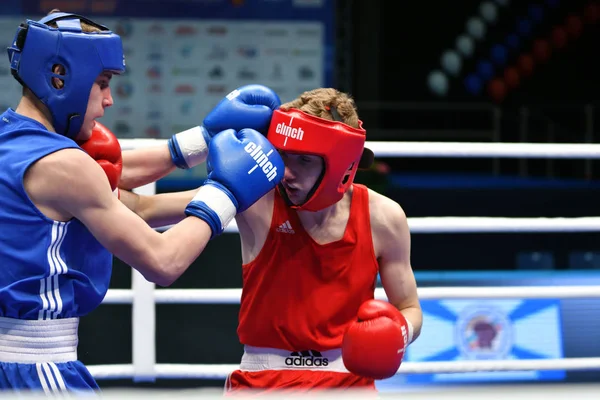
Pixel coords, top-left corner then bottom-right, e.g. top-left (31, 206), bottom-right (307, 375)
top-left (87, 357), bottom-right (600, 380)
top-left (224, 217), bottom-right (600, 234)
top-left (91, 139), bottom-right (600, 382)
top-left (119, 138), bottom-right (600, 159)
top-left (103, 285), bottom-right (600, 305)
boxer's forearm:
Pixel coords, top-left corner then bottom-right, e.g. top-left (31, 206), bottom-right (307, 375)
top-left (399, 306), bottom-right (423, 343)
top-left (119, 188), bottom-right (199, 228)
top-left (120, 146), bottom-right (176, 190)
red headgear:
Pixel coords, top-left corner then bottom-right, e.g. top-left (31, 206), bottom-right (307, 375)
top-left (267, 108), bottom-right (370, 211)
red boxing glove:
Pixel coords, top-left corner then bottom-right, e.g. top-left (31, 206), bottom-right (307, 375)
top-left (78, 122), bottom-right (123, 192)
top-left (342, 299), bottom-right (410, 380)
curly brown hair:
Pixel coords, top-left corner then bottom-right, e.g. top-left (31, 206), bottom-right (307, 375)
top-left (45, 8), bottom-right (102, 32)
top-left (280, 88), bottom-right (361, 129)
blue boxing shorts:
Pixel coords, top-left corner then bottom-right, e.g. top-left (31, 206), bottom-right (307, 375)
top-left (0, 317), bottom-right (99, 395)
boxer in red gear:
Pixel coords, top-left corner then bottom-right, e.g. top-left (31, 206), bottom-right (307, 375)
top-left (96, 86), bottom-right (422, 393)
top-left (78, 121), bottom-right (122, 194)
top-left (221, 88), bottom-right (422, 394)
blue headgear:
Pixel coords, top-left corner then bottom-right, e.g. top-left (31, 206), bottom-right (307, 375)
top-left (7, 12), bottom-right (125, 138)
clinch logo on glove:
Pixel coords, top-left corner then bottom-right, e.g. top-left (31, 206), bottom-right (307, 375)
top-left (244, 141), bottom-right (278, 182)
top-left (275, 117), bottom-right (304, 146)
top-left (285, 350), bottom-right (329, 367)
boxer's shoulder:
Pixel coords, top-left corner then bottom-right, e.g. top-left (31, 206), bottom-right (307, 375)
top-left (367, 189), bottom-right (407, 229)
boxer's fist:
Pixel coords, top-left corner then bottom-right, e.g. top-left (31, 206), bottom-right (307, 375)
top-left (342, 300), bottom-right (410, 380)
top-left (168, 85), bottom-right (281, 169)
top-left (185, 128), bottom-right (283, 238)
top-left (78, 122), bottom-right (122, 192)
top-left (204, 84), bottom-right (281, 136)
top-left (206, 128), bottom-right (283, 211)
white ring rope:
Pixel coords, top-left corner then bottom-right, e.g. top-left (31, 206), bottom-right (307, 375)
top-left (87, 357), bottom-right (600, 380)
top-left (102, 286), bottom-right (600, 305)
top-left (218, 217), bottom-right (600, 234)
top-left (365, 142), bottom-right (600, 159)
top-left (119, 139), bottom-right (600, 159)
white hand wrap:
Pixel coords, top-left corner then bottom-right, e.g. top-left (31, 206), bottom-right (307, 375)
top-left (171, 126), bottom-right (209, 168)
top-left (191, 185), bottom-right (237, 231)
top-left (406, 318), bottom-right (414, 344)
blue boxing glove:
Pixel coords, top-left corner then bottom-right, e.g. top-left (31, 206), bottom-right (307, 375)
top-left (185, 128), bottom-right (284, 238)
top-left (168, 85), bottom-right (281, 169)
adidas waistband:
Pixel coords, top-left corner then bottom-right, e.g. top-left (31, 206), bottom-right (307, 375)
top-left (239, 345), bottom-right (348, 373)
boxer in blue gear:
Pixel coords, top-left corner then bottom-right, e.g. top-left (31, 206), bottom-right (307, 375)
top-left (0, 11), bottom-right (283, 395)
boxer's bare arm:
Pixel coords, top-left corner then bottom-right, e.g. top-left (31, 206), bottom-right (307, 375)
top-left (235, 190), bottom-right (274, 264)
top-left (371, 191), bottom-right (423, 341)
top-left (25, 149), bottom-right (211, 286)
top-left (119, 146), bottom-right (176, 190)
top-left (119, 188), bottom-right (199, 228)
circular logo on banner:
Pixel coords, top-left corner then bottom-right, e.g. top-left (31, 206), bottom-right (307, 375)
top-left (456, 305), bottom-right (513, 360)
